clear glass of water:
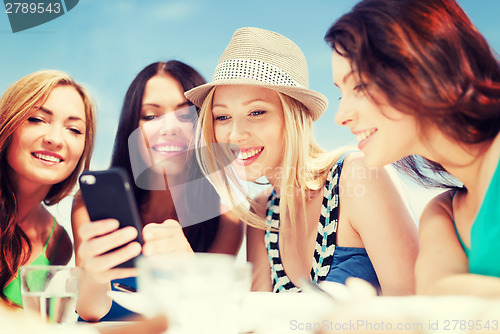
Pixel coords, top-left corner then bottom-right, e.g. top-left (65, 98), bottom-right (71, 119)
top-left (20, 265), bottom-right (80, 324)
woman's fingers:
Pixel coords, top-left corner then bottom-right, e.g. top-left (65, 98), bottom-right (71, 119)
top-left (142, 219), bottom-right (193, 256)
top-left (78, 219), bottom-right (120, 240)
top-left (76, 219), bottom-right (142, 282)
top-left (85, 242), bottom-right (142, 271)
top-left (84, 226), bottom-right (139, 258)
top-left (143, 219), bottom-right (181, 238)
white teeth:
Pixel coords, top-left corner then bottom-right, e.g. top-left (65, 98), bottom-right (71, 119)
top-left (356, 129), bottom-right (376, 142)
top-left (33, 153), bottom-right (61, 163)
top-left (237, 147), bottom-right (263, 160)
top-left (154, 145), bottom-right (183, 152)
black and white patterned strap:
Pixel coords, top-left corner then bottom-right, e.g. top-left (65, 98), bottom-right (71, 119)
top-left (264, 156), bottom-right (346, 292)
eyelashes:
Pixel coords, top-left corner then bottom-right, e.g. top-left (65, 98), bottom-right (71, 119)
top-left (27, 117), bottom-right (84, 135)
top-left (354, 83), bottom-right (368, 92)
top-left (338, 83), bottom-right (369, 101)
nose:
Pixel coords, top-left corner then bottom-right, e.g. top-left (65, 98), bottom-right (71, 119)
top-left (227, 118), bottom-right (249, 144)
top-left (334, 98), bottom-right (356, 127)
top-left (43, 125), bottom-right (64, 147)
top-left (158, 113), bottom-right (180, 136)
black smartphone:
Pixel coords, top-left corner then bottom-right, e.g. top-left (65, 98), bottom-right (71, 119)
top-left (78, 167), bottom-right (144, 268)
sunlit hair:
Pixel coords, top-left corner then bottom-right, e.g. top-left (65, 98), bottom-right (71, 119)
top-left (196, 87), bottom-right (346, 230)
top-left (0, 70), bottom-right (96, 304)
top-left (325, 0), bottom-right (500, 188)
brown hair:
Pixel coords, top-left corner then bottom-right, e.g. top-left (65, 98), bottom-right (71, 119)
top-left (325, 0), bottom-right (500, 187)
top-left (0, 70), bottom-right (96, 304)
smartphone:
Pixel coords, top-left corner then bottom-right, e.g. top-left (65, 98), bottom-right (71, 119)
top-left (78, 167), bottom-right (144, 268)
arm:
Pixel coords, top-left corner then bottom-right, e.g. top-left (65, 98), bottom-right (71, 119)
top-left (247, 225), bottom-right (272, 292)
top-left (339, 153), bottom-right (418, 295)
top-left (97, 315), bottom-right (168, 334)
top-left (416, 192), bottom-right (500, 297)
top-left (71, 193), bottom-right (141, 321)
top-left (246, 189), bottom-right (273, 292)
top-left (206, 205), bottom-right (244, 255)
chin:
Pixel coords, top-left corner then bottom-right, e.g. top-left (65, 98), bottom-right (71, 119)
top-left (33, 175), bottom-right (67, 186)
top-left (150, 161), bottom-right (185, 175)
top-left (232, 168), bottom-right (259, 182)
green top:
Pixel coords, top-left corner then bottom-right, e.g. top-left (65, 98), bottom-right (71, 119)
top-left (468, 159), bottom-right (500, 277)
top-left (452, 203), bottom-right (471, 258)
top-left (3, 218), bottom-right (58, 307)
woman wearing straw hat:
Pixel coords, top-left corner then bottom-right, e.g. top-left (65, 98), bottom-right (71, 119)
top-left (187, 27), bottom-right (418, 294)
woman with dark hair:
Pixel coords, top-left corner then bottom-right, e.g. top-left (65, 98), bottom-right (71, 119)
top-left (72, 61), bottom-right (243, 321)
top-left (325, 0), bottom-right (500, 295)
top-left (0, 70), bottom-right (95, 307)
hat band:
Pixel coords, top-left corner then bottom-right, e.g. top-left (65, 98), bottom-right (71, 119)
top-left (212, 58), bottom-right (302, 87)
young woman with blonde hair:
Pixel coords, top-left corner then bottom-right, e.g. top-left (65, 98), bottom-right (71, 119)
top-left (187, 27), bottom-right (418, 294)
top-left (0, 70), bottom-right (95, 306)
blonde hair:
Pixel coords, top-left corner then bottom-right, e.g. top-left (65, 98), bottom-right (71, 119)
top-left (196, 87), bottom-right (346, 230)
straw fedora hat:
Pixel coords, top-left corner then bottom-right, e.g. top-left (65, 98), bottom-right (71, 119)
top-left (185, 27), bottom-right (328, 121)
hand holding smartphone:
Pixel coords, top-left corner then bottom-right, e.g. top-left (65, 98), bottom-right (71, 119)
top-left (79, 167), bottom-right (143, 268)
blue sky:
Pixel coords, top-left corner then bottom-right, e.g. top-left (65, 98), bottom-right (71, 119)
top-left (1, 0), bottom-right (499, 223)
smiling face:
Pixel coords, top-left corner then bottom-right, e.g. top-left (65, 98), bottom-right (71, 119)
top-left (138, 73), bottom-right (196, 176)
top-left (212, 85), bottom-right (285, 183)
top-left (332, 51), bottom-right (419, 167)
top-left (7, 85), bottom-right (86, 188)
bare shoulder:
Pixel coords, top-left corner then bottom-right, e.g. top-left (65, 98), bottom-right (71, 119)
top-left (416, 190), bottom-right (468, 293)
top-left (420, 190), bottom-right (454, 228)
top-left (418, 190), bottom-right (459, 251)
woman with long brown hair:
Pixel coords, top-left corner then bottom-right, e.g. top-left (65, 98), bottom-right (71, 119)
top-left (0, 70), bottom-right (95, 306)
top-left (326, 0), bottom-right (500, 295)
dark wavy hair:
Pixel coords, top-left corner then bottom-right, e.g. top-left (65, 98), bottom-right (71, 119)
top-left (110, 60), bottom-right (219, 252)
top-left (325, 0), bottom-right (500, 188)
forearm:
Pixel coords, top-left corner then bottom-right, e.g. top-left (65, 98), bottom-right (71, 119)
top-left (418, 273), bottom-right (500, 297)
top-left (76, 272), bottom-right (113, 322)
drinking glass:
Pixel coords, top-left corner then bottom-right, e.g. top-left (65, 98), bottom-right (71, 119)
top-left (138, 253), bottom-right (252, 334)
top-left (20, 265), bottom-right (80, 324)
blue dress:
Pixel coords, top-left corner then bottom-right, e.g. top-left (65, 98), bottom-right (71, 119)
top-left (264, 153), bottom-right (380, 292)
top-left (77, 277), bottom-right (138, 322)
top-left (101, 277), bottom-right (138, 321)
